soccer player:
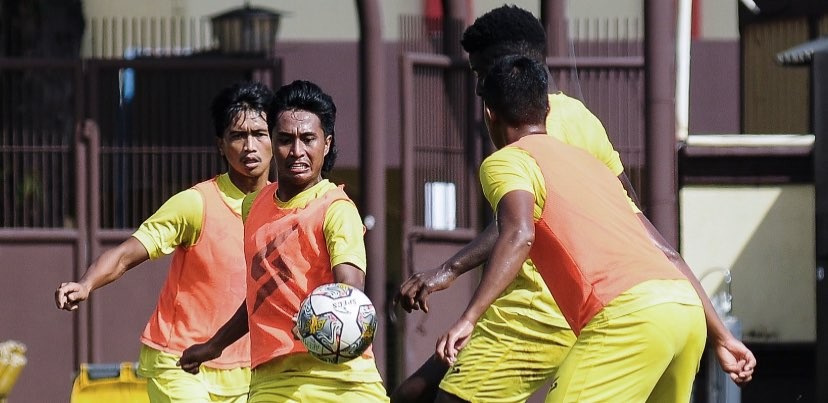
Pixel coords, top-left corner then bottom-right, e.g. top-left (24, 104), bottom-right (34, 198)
top-left (178, 80), bottom-right (389, 403)
top-left (55, 81), bottom-right (275, 402)
top-left (439, 54), bottom-right (708, 402)
top-left (393, 5), bottom-right (754, 403)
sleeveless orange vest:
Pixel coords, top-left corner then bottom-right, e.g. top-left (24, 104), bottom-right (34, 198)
top-left (513, 135), bottom-right (684, 335)
top-left (140, 178), bottom-right (250, 368)
top-left (244, 183), bottom-right (368, 368)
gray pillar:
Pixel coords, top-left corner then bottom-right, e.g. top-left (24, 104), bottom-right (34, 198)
top-left (644, 0), bottom-right (679, 247)
top-left (540, 0), bottom-right (568, 58)
top-left (356, 0), bottom-right (387, 377)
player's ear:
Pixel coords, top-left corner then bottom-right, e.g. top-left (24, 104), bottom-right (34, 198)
top-left (483, 104), bottom-right (497, 124)
top-left (216, 136), bottom-right (225, 157)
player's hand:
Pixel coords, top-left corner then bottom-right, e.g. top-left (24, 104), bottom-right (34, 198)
top-left (55, 282), bottom-right (90, 311)
top-left (394, 266), bottom-right (458, 313)
top-left (177, 343), bottom-right (220, 375)
top-left (291, 313), bottom-right (301, 340)
top-left (435, 317), bottom-right (474, 366)
top-left (712, 336), bottom-right (756, 385)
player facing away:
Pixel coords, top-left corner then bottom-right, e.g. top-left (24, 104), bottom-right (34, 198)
top-left (393, 6), bottom-right (754, 403)
top-left (178, 80), bottom-right (389, 403)
top-left (55, 81), bottom-right (275, 402)
top-left (439, 54), bottom-right (708, 402)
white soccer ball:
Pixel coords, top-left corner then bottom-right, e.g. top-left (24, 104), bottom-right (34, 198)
top-left (297, 283), bottom-right (377, 364)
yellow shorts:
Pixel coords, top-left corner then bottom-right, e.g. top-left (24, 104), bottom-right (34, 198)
top-left (248, 354), bottom-right (389, 403)
top-left (138, 345), bottom-right (250, 403)
top-left (546, 302), bottom-right (706, 403)
top-left (439, 307), bottom-right (576, 403)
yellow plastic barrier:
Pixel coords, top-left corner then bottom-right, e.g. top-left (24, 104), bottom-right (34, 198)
top-left (70, 362), bottom-right (149, 403)
top-left (0, 340), bottom-right (27, 403)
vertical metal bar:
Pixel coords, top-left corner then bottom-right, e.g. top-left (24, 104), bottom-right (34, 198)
top-left (356, 0), bottom-right (387, 378)
top-left (645, 0), bottom-right (679, 246)
top-left (73, 60), bottom-right (90, 368)
top-left (814, 51), bottom-right (828, 403)
top-left (85, 61), bottom-right (103, 362)
top-left (541, 0), bottom-right (568, 58)
top-left (401, 54), bottom-right (414, 278)
top-left (2, 71), bottom-right (9, 226)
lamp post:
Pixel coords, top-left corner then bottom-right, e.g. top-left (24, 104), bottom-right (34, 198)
top-left (210, 1), bottom-right (282, 56)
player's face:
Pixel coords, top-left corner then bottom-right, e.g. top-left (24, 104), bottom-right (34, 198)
top-left (218, 109), bottom-right (272, 180)
top-left (273, 109), bottom-right (331, 199)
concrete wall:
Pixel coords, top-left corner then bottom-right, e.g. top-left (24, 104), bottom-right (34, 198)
top-left (680, 185), bottom-right (816, 342)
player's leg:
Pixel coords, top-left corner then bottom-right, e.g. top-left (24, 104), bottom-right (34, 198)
top-left (546, 303), bottom-right (704, 403)
top-left (439, 313), bottom-right (574, 403)
top-left (646, 304), bottom-right (706, 403)
top-left (200, 365), bottom-right (251, 403)
top-left (390, 354), bottom-right (449, 403)
top-left (146, 370), bottom-right (212, 403)
top-left (434, 389), bottom-right (469, 403)
top-left (248, 372), bottom-right (388, 403)
top-left (248, 355), bottom-right (389, 403)
top-left (545, 305), bottom-right (685, 403)
top-left (139, 345), bottom-right (214, 403)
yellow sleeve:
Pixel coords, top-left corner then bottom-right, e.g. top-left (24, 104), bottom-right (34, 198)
top-left (323, 200), bottom-right (367, 273)
top-left (548, 94), bottom-right (624, 176)
top-left (131, 188), bottom-right (203, 259)
top-left (479, 147), bottom-right (546, 220)
top-left (241, 190), bottom-right (262, 223)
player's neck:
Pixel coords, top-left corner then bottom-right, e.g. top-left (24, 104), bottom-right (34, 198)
top-left (228, 171), bottom-right (269, 194)
top-left (506, 123), bottom-right (547, 144)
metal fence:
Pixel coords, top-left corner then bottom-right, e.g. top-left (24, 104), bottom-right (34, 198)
top-left (0, 60), bottom-right (80, 228)
top-left (0, 57), bottom-right (281, 229)
top-left (85, 17), bottom-right (216, 59)
top-left (397, 16), bottom-right (646, 232)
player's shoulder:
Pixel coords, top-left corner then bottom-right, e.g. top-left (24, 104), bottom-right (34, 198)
top-left (482, 146), bottom-right (537, 175)
top-left (548, 92), bottom-right (589, 112)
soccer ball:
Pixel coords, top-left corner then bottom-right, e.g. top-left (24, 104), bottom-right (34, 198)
top-left (297, 283), bottom-right (377, 364)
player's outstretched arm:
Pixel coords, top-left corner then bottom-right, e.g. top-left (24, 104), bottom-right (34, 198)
top-left (436, 191), bottom-right (534, 366)
top-left (636, 213), bottom-right (755, 385)
top-left (394, 223), bottom-right (498, 313)
top-left (55, 237), bottom-right (149, 311)
top-left (179, 301), bottom-right (249, 374)
top-left (333, 263), bottom-right (367, 290)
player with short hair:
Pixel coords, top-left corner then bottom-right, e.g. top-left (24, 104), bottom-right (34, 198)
top-left (439, 53), bottom-right (706, 402)
top-left (55, 81), bottom-right (275, 402)
top-left (178, 80), bottom-right (389, 403)
top-left (394, 5), bottom-right (754, 403)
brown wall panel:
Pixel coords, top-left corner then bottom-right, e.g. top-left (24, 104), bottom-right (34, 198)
top-left (742, 18), bottom-right (809, 134)
top-left (0, 242), bottom-right (77, 401)
top-left (402, 240), bottom-right (479, 377)
top-left (690, 40), bottom-right (741, 134)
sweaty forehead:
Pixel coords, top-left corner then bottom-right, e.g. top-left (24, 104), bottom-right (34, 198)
top-left (228, 109), bottom-right (267, 129)
top-left (277, 109), bottom-right (322, 132)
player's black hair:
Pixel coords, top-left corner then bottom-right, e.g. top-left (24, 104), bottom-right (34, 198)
top-left (210, 81), bottom-right (274, 138)
top-left (271, 80), bottom-right (338, 175)
top-left (481, 55), bottom-right (549, 127)
top-left (461, 5), bottom-right (547, 63)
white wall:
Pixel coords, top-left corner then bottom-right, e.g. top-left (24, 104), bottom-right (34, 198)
top-left (681, 185), bottom-right (816, 342)
top-left (84, 0), bottom-right (647, 43)
top-left (700, 0), bottom-right (740, 40)
top-left (84, 0), bottom-right (421, 42)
